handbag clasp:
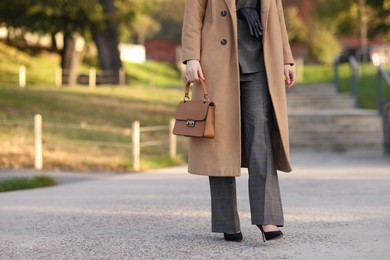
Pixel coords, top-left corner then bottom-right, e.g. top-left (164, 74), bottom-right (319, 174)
top-left (186, 120), bottom-right (195, 127)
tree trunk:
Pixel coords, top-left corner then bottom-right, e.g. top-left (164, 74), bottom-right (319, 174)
top-left (359, 0), bottom-right (368, 62)
top-left (92, 0), bottom-right (122, 84)
top-left (61, 32), bottom-right (84, 85)
top-left (51, 33), bottom-right (58, 51)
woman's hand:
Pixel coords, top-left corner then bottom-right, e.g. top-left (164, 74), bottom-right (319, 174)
top-left (284, 64), bottom-right (296, 88)
top-left (186, 60), bottom-right (205, 82)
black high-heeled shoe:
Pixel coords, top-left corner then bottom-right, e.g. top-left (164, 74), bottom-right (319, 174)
top-left (223, 232), bottom-right (243, 242)
top-left (257, 225), bottom-right (283, 242)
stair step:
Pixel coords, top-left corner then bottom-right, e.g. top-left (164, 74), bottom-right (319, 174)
top-left (284, 84), bottom-right (383, 154)
top-left (287, 83), bottom-right (338, 95)
top-left (290, 135), bottom-right (382, 142)
top-left (290, 143), bottom-right (383, 153)
top-left (287, 107), bottom-right (384, 153)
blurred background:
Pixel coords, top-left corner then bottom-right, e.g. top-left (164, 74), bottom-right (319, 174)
top-left (0, 0), bottom-right (389, 173)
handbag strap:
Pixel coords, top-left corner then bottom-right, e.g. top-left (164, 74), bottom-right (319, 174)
top-left (184, 79), bottom-right (209, 102)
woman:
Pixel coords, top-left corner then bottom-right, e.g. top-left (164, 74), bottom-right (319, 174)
top-left (181, 0), bottom-right (296, 242)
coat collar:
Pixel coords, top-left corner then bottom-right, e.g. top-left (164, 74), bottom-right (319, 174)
top-left (224, 0), bottom-right (271, 29)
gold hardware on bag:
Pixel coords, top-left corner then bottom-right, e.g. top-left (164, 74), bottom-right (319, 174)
top-left (186, 120), bottom-right (195, 127)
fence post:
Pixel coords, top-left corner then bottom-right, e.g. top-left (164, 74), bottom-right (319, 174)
top-left (169, 119), bottom-right (177, 159)
top-left (132, 121), bottom-right (140, 171)
top-left (55, 67), bottom-right (62, 87)
top-left (89, 68), bottom-right (96, 89)
top-left (34, 114), bottom-right (43, 170)
top-left (119, 68), bottom-right (126, 86)
top-left (19, 65), bottom-right (26, 88)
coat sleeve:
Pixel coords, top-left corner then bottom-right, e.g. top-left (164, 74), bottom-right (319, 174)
top-left (276, 0), bottom-right (295, 65)
top-left (181, 0), bottom-right (208, 64)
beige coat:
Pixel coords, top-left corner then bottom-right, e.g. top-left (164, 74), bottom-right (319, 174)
top-left (182, 0), bottom-right (294, 176)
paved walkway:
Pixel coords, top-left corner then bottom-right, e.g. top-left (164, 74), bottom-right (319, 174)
top-left (0, 152), bottom-right (389, 259)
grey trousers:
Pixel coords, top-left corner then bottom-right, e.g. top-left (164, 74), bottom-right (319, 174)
top-left (209, 71), bottom-right (284, 233)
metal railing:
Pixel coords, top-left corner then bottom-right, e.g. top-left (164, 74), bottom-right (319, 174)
top-left (377, 64), bottom-right (390, 115)
top-left (333, 56), bottom-right (341, 92)
top-left (349, 56), bottom-right (359, 108)
top-left (384, 102), bottom-right (390, 155)
top-left (377, 65), bottom-right (390, 155)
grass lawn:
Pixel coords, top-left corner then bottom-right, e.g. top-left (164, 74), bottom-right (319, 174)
top-left (0, 42), bottom-right (187, 171)
top-left (0, 175), bottom-right (58, 192)
top-left (0, 41), bottom-right (183, 88)
top-left (0, 86), bottom-right (188, 171)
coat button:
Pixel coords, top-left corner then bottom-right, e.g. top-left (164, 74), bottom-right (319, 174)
top-left (221, 10), bottom-right (227, 17)
top-left (220, 39), bottom-right (227, 45)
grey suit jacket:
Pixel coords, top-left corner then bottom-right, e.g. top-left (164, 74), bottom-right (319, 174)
top-left (237, 0), bottom-right (265, 74)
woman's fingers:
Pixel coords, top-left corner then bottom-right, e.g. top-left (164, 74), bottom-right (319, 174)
top-left (186, 60), bottom-right (198, 82)
top-left (198, 65), bottom-right (205, 81)
top-left (186, 60), bottom-right (205, 82)
top-left (284, 65), bottom-right (296, 88)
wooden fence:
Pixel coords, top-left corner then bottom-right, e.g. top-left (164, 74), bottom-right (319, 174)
top-left (15, 66), bottom-right (127, 88)
top-left (1, 114), bottom-right (183, 171)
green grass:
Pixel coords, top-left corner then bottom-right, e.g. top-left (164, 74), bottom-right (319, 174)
top-left (0, 86), bottom-right (188, 171)
top-left (0, 175), bottom-right (58, 192)
top-left (299, 63), bottom-right (390, 109)
top-left (0, 41), bottom-right (188, 171)
top-left (0, 43), bottom-right (60, 87)
top-left (0, 41), bottom-right (183, 88)
top-left (338, 64), bottom-right (390, 109)
top-left (124, 61), bottom-right (183, 88)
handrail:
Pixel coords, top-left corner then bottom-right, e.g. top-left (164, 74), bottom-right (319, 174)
top-left (349, 56), bottom-right (359, 107)
top-left (378, 65), bottom-right (390, 86)
top-left (377, 64), bottom-right (390, 115)
top-left (333, 56), bottom-right (340, 92)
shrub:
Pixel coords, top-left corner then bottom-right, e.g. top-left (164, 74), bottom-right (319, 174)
top-left (0, 175), bottom-right (58, 192)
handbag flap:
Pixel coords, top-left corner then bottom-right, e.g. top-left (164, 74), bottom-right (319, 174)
top-left (175, 100), bottom-right (215, 121)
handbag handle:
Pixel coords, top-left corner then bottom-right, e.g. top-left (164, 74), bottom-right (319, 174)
top-left (184, 79), bottom-right (209, 102)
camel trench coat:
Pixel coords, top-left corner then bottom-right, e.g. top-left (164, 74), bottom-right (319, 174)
top-left (181, 0), bottom-right (294, 176)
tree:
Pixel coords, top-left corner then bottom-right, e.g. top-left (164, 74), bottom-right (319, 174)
top-left (148, 0), bottom-right (185, 42)
top-left (365, 0), bottom-right (390, 41)
top-left (0, 0), bottom-right (139, 77)
top-left (92, 0), bottom-right (122, 79)
top-left (284, 6), bottom-right (308, 44)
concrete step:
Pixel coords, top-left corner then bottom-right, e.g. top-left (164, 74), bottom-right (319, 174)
top-left (287, 94), bottom-right (356, 110)
top-left (287, 83), bottom-right (338, 95)
top-left (287, 109), bottom-right (384, 153)
top-left (290, 134), bottom-right (382, 143)
top-left (290, 143), bottom-right (383, 154)
top-left (288, 110), bottom-right (382, 131)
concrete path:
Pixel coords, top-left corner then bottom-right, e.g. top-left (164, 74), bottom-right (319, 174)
top-left (0, 153), bottom-right (389, 259)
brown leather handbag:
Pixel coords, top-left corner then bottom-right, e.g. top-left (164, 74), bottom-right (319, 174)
top-left (172, 80), bottom-right (215, 138)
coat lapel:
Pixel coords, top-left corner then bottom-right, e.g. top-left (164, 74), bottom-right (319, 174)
top-left (224, 0), bottom-right (235, 12)
top-left (224, 0), bottom-right (271, 29)
top-left (261, 0), bottom-right (271, 30)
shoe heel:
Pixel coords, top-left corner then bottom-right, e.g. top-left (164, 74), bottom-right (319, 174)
top-left (258, 226), bottom-right (266, 242)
